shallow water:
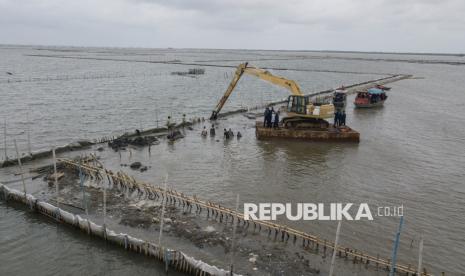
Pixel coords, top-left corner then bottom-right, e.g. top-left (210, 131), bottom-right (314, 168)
top-left (0, 202), bottom-right (184, 276)
top-left (1, 46), bottom-right (464, 275)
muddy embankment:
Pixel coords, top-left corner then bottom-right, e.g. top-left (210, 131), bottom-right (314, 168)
top-left (0, 121), bottom-right (196, 168)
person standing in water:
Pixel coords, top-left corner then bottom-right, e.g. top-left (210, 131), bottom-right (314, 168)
top-left (210, 125), bottom-right (216, 136)
top-left (201, 126), bottom-right (208, 137)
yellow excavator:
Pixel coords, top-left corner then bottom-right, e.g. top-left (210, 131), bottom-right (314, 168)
top-left (210, 63), bottom-right (335, 129)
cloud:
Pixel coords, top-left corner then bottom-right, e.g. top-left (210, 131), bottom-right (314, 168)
top-left (0, 0), bottom-right (464, 52)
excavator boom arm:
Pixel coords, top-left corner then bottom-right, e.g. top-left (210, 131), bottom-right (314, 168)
top-left (210, 63), bottom-right (303, 120)
top-left (242, 67), bottom-right (302, 96)
top-left (210, 63), bottom-right (248, 120)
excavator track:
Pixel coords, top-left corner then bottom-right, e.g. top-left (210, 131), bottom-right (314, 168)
top-left (282, 117), bottom-right (330, 130)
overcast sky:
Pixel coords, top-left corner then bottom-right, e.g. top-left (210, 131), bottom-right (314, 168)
top-left (0, 0), bottom-right (463, 53)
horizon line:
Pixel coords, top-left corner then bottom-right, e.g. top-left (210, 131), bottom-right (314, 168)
top-left (1, 43), bottom-right (464, 57)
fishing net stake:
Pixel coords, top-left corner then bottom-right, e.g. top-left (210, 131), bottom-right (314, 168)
top-left (229, 194), bottom-right (240, 276)
top-left (389, 215), bottom-right (404, 276)
top-left (158, 175), bottom-right (168, 246)
top-left (52, 147), bottom-right (59, 209)
top-left (78, 157), bottom-right (88, 215)
top-left (26, 110), bottom-right (32, 155)
top-left (14, 139), bottom-right (26, 195)
top-left (417, 235), bottom-right (424, 275)
top-left (103, 170), bottom-right (107, 232)
top-left (3, 119), bottom-right (7, 161)
top-left (329, 220), bottom-right (342, 276)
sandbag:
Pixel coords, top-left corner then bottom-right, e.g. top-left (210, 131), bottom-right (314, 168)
top-left (182, 253), bottom-right (239, 276)
top-left (60, 209), bottom-right (76, 225)
top-left (107, 232), bottom-right (126, 246)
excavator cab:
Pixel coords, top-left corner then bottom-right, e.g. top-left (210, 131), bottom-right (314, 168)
top-left (286, 95), bottom-right (334, 117)
top-left (283, 95), bottom-right (334, 129)
top-left (287, 95), bottom-right (309, 115)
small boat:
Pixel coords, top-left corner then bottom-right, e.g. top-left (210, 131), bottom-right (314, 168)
top-left (354, 88), bottom-right (388, 108)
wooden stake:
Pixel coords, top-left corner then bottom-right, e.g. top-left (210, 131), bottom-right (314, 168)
top-left (103, 170), bottom-right (107, 227)
top-left (52, 147), bottom-right (59, 208)
top-left (14, 139), bottom-right (26, 194)
top-left (158, 175), bottom-right (168, 245)
top-left (155, 107), bottom-right (159, 128)
top-left (417, 235), bottom-right (424, 276)
top-left (329, 221), bottom-right (342, 276)
top-left (229, 194), bottom-right (240, 276)
top-left (3, 119), bottom-right (7, 161)
top-left (390, 216), bottom-right (404, 276)
top-left (26, 110), bottom-right (32, 155)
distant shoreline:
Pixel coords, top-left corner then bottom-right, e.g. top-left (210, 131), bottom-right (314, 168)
top-left (0, 43), bottom-right (463, 57)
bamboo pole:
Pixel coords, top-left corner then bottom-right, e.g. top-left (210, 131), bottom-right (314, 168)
top-left (390, 216), bottom-right (404, 276)
top-left (14, 140), bottom-right (26, 194)
top-left (329, 221), bottom-right (342, 276)
top-left (26, 110), bottom-right (32, 155)
top-left (229, 194), bottom-right (240, 276)
top-left (52, 147), bottom-right (59, 208)
top-left (417, 235), bottom-right (424, 276)
top-left (78, 158), bottom-right (88, 215)
top-left (158, 175), bottom-right (168, 246)
top-left (3, 119), bottom-right (7, 161)
top-left (103, 170), bottom-right (107, 228)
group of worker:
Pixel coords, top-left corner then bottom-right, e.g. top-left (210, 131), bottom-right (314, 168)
top-left (264, 107), bottom-right (280, 128)
top-left (224, 128), bottom-right (241, 139)
top-left (201, 125), bottom-right (216, 137)
top-left (334, 111), bottom-right (346, 127)
top-left (201, 125), bottom-right (241, 139)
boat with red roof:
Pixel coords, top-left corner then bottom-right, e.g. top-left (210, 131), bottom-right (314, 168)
top-left (354, 87), bottom-right (388, 108)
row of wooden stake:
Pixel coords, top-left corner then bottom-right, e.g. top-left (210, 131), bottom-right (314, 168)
top-left (60, 158), bottom-right (431, 276)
